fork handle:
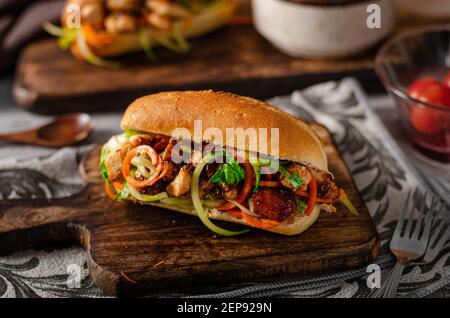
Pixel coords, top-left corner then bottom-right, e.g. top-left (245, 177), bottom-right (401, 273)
top-left (383, 260), bottom-right (406, 298)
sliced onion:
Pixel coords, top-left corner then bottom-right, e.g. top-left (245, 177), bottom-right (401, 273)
top-left (128, 184), bottom-right (168, 202)
top-left (191, 152), bottom-right (249, 236)
top-left (171, 23), bottom-right (190, 52)
top-left (228, 200), bottom-right (259, 218)
top-left (151, 30), bottom-right (187, 53)
top-left (339, 189), bottom-right (358, 215)
top-left (131, 155), bottom-right (156, 179)
top-left (76, 29), bottom-right (120, 68)
top-left (139, 28), bottom-right (157, 61)
top-left (43, 22), bottom-right (66, 37)
top-left (161, 197), bottom-right (193, 208)
top-left (202, 199), bottom-right (225, 208)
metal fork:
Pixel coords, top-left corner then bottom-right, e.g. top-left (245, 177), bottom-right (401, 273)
top-left (368, 199), bottom-right (449, 298)
top-left (381, 191), bottom-right (435, 298)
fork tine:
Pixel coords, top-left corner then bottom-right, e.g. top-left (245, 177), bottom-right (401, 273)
top-left (421, 203), bottom-right (435, 240)
top-left (404, 192), bottom-right (417, 238)
top-left (423, 225), bottom-right (450, 263)
top-left (413, 195), bottom-right (436, 240)
top-left (395, 191), bottom-right (412, 239)
top-left (411, 202), bottom-right (427, 240)
top-left (429, 202), bottom-right (448, 246)
top-left (430, 217), bottom-right (447, 248)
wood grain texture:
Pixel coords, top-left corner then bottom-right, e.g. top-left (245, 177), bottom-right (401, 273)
top-left (12, 24), bottom-right (379, 114)
top-left (0, 125), bottom-right (379, 297)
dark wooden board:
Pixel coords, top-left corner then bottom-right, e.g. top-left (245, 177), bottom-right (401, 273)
top-left (13, 24), bottom-right (381, 115)
top-left (0, 125), bottom-right (379, 297)
top-left (13, 0), bottom-right (450, 115)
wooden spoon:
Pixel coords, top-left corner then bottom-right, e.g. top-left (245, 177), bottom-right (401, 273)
top-left (0, 113), bottom-right (94, 147)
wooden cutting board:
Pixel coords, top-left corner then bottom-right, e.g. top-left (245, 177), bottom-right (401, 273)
top-left (0, 124), bottom-right (379, 297)
top-left (13, 24), bottom-right (381, 115)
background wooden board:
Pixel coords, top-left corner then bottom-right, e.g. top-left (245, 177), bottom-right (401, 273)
top-left (0, 125), bottom-right (379, 297)
top-left (13, 0), bottom-right (449, 114)
top-left (13, 25), bottom-right (379, 114)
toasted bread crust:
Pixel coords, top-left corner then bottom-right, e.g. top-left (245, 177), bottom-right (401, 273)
top-left (121, 90), bottom-right (328, 171)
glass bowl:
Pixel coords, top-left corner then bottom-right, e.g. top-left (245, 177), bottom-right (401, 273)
top-left (375, 25), bottom-right (450, 161)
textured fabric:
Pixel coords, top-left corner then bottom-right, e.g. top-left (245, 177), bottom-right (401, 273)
top-left (0, 78), bottom-right (448, 298)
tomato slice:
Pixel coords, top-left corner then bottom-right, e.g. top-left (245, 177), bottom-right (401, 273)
top-left (304, 172), bottom-right (317, 217)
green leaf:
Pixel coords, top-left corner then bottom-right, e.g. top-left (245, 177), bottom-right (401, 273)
top-left (250, 162), bottom-right (261, 192)
top-left (124, 130), bottom-right (142, 138)
top-left (208, 157), bottom-right (245, 185)
top-left (115, 183), bottom-right (129, 200)
top-left (278, 165), bottom-right (303, 190)
top-left (100, 145), bottom-right (111, 185)
top-left (296, 199), bottom-right (307, 214)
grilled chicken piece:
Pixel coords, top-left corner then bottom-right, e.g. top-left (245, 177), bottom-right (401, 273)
top-left (217, 182), bottom-right (238, 201)
top-left (146, 12), bottom-right (171, 29)
top-left (106, 0), bottom-right (140, 11)
top-left (249, 188), bottom-right (297, 222)
top-left (311, 169), bottom-right (339, 200)
top-left (81, 1), bottom-right (104, 27)
top-left (146, 0), bottom-right (190, 18)
top-left (105, 140), bottom-right (133, 181)
top-left (166, 167), bottom-right (191, 197)
top-left (279, 163), bottom-right (312, 192)
top-left (105, 12), bottom-right (137, 33)
top-left (162, 161), bottom-right (180, 182)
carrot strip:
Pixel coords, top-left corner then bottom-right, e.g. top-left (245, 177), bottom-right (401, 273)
top-left (70, 43), bottom-right (83, 61)
top-left (258, 181), bottom-right (281, 187)
top-left (82, 23), bottom-right (114, 49)
top-left (226, 209), bottom-right (243, 218)
top-left (241, 212), bottom-right (281, 229)
top-left (105, 181), bottom-right (117, 200)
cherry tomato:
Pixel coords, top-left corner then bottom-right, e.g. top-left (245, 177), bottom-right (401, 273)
top-left (442, 71), bottom-right (450, 89)
top-left (408, 78), bottom-right (450, 108)
top-left (408, 78), bottom-right (437, 98)
top-left (410, 106), bottom-right (443, 134)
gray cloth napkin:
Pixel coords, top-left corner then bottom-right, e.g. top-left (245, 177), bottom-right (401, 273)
top-left (0, 78), bottom-right (448, 298)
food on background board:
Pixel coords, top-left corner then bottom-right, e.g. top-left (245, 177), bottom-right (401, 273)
top-left (44, 0), bottom-right (237, 67)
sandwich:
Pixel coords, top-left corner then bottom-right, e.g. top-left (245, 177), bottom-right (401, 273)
top-left (100, 91), bottom-right (357, 236)
top-left (44, 0), bottom-right (237, 67)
